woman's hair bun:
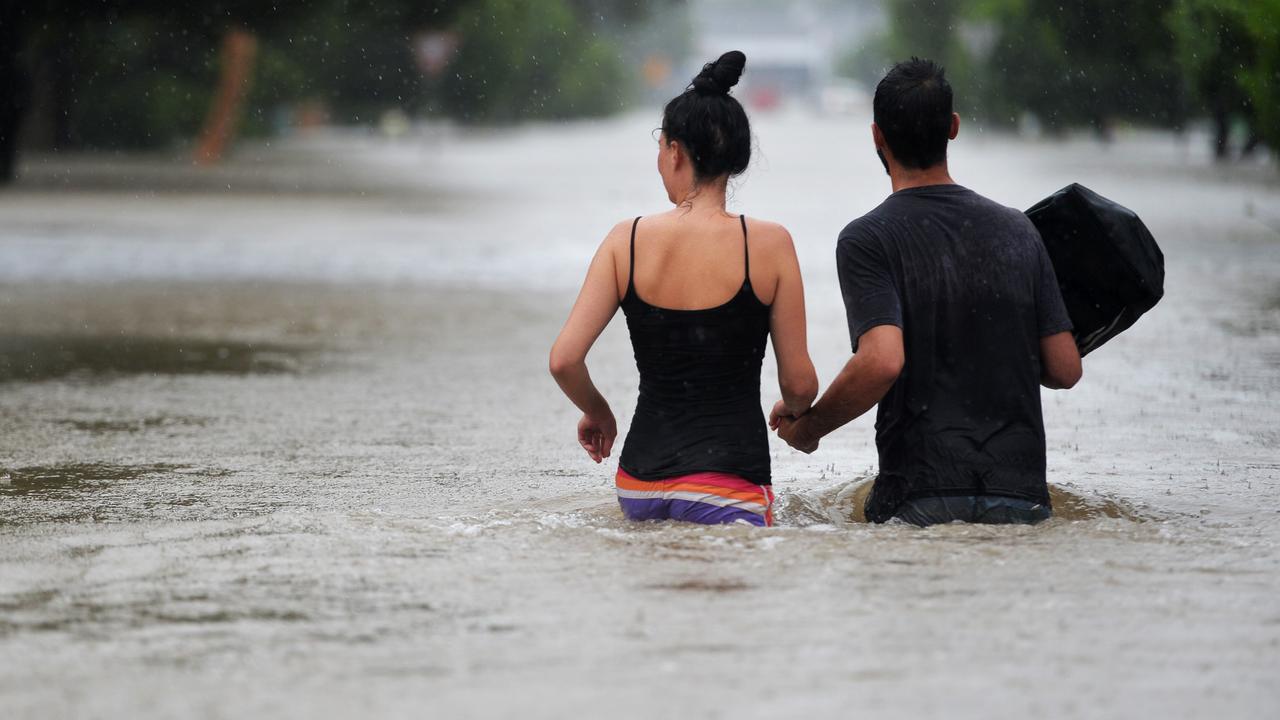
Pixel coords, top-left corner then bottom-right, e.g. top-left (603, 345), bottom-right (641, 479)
top-left (690, 50), bottom-right (746, 96)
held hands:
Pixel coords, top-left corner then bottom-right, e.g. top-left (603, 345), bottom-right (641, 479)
top-left (767, 399), bottom-right (796, 431)
top-left (577, 411), bottom-right (617, 463)
top-left (769, 399), bottom-right (819, 454)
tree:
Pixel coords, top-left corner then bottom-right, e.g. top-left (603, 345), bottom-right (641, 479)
top-left (883, 0), bottom-right (987, 117)
top-left (974, 0), bottom-right (1186, 133)
top-left (0, 2), bottom-right (29, 181)
top-left (440, 0), bottom-right (627, 122)
top-left (0, 0), bottom-right (656, 182)
top-left (0, 1), bottom-right (470, 183)
top-left (1170, 0), bottom-right (1280, 158)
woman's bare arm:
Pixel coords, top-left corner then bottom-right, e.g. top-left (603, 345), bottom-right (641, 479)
top-left (766, 226), bottom-right (819, 416)
top-left (548, 223), bottom-right (627, 462)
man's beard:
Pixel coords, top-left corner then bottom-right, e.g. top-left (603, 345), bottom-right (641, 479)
top-left (876, 148), bottom-right (890, 175)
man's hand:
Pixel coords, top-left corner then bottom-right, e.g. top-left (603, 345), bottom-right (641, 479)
top-left (773, 325), bottom-right (903, 455)
top-left (771, 398), bottom-right (819, 453)
top-left (777, 415), bottom-right (819, 454)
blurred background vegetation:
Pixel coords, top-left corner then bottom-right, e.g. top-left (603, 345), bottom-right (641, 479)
top-left (1, 0), bottom-right (1277, 183)
top-left (844, 0), bottom-right (1279, 158)
top-left (0, 0), bottom-right (672, 180)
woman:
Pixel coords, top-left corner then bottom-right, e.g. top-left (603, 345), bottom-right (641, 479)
top-left (549, 51), bottom-right (817, 527)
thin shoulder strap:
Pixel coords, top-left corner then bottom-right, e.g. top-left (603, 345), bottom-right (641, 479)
top-left (739, 214), bottom-right (750, 282)
top-left (628, 216), bottom-right (641, 291)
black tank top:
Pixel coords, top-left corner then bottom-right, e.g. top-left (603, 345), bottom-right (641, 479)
top-left (618, 215), bottom-right (773, 485)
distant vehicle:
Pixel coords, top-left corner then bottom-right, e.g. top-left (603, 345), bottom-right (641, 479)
top-left (745, 85), bottom-right (781, 111)
top-left (818, 79), bottom-right (871, 116)
top-left (698, 34), bottom-right (821, 112)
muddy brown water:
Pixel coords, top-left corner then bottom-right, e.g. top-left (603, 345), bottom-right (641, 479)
top-left (1, 114), bottom-right (1278, 719)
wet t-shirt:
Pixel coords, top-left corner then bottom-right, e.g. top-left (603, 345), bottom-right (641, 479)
top-left (837, 184), bottom-right (1072, 522)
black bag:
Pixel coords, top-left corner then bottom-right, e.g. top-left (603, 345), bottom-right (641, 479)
top-left (1026, 184), bottom-right (1164, 356)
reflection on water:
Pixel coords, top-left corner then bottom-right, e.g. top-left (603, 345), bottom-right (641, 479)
top-left (0, 335), bottom-right (307, 382)
top-left (0, 463), bottom-right (188, 499)
top-left (0, 463), bottom-right (234, 526)
top-left (646, 578), bottom-right (755, 593)
top-left (55, 416), bottom-right (210, 434)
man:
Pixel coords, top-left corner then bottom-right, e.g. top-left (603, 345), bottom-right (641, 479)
top-left (772, 58), bottom-right (1082, 526)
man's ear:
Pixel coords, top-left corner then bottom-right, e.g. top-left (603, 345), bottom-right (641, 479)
top-left (871, 122), bottom-right (885, 149)
top-left (949, 112), bottom-right (960, 140)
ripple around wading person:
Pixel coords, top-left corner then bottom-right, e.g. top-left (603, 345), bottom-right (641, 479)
top-left (549, 54), bottom-right (1162, 530)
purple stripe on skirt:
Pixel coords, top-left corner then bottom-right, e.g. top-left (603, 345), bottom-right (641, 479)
top-left (617, 496), bottom-right (767, 527)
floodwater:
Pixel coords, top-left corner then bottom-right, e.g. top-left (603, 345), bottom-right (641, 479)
top-left (2, 111), bottom-right (1278, 719)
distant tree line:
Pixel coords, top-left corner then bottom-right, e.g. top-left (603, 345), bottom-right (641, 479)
top-left (845, 0), bottom-right (1279, 160)
top-left (0, 0), bottom-right (675, 183)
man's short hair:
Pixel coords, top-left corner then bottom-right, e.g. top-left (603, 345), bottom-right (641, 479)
top-left (873, 58), bottom-right (953, 169)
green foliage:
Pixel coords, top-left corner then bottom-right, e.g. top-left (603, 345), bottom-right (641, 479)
top-left (248, 11), bottom-right (424, 125)
top-left (440, 0), bottom-right (628, 122)
top-left (62, 19), bottom-right (218, 149)
top-left (881, 0), bottom-right (983, 116)
top-left (240, 0), bottom-right (475, 127)
top-left (1170, 0), bottom-right (1280, 151)
top-left (835, 32), bottom-right (893, 88)
top-left (974, 0), bottom-right (1186, 130)
top-left (18, 0), bottom-right (633, 152)
top-left (1237, 5), bottom-right (1280, 151)
top-left (884, 0), bottom-right (965, 65)
top-left (875, 0), bottom-right (1278, 150)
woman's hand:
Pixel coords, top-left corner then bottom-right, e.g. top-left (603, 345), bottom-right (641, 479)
top-left (550, 223), bottom-right (627, 463)
top-left (768, 399), bottom-right (807, 430)
top-left (770, 399), bottom-right (818, 453)
top-left (577, 411), bottom-right (617, 463)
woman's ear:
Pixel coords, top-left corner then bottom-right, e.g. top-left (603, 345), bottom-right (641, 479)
top-left (668, 139), bottom-right (684, 171)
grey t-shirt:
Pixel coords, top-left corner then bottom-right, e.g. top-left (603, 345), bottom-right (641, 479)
top-left (837, 184), bottom-right (1072, 521)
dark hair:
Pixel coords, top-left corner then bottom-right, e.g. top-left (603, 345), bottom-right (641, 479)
top-left (661, 51), bottom-right (751, 182)
top-left (873, 58), bottom-right (953, 169)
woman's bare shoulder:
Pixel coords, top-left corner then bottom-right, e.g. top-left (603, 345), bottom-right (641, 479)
top-left (609, 216), bottom-right (639, 236)
top-left (600, 217), bottom-right (639, 250)
top-left (742, 216), bottom-right (796, 254)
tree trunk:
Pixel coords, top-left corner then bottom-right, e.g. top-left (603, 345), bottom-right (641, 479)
top-left (0, 12), bottom-right (29, 184)
top-left (193, 29), bottom-right (258, 166)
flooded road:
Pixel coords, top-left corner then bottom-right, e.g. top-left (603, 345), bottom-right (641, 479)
top-left (2, 113), bottom-right (1279, 718)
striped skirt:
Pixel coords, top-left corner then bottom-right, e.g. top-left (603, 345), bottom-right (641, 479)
top-left (615, 467), bottom-right (774, 527)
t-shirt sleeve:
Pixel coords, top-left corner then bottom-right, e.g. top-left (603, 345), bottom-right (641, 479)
top-left (836, 226), bottom-right (902, 352)
top-left (1034, 240), bottom-right (1074, 337)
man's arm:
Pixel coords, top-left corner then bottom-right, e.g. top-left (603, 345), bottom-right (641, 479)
top-left (1040, 330), bottom-right (1082, 389)
top-left (776, 325), bottom-right (904, 452)
top-left (1031, 234), bottom-right (1080, 390)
